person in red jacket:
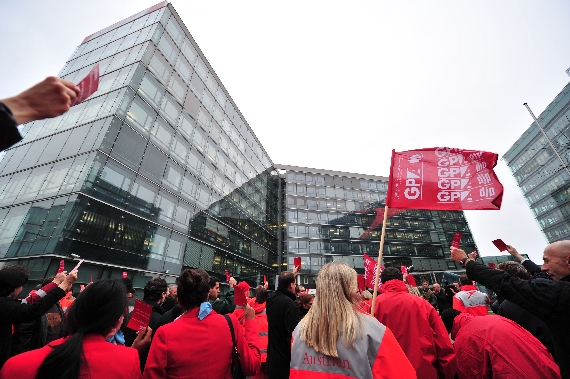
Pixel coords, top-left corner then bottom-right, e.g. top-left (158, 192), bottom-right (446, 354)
top-left (291, 263), bottom-right (415, 379)
top-left (441, 309), bottom-right (561, 379)
top-left (452, 274), bottom-right (489, 317)
top-left (374, 267), bottom-right (457, 379)
top-left (0, 279), bottom-right (141, 379)
top-left (143, 269), bottom-right (261, 379)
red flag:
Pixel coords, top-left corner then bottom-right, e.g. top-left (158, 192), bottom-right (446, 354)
top-left (358, 207), bottom-right (404, 240)
top-left (357, 275), bottom-right (366, 292)
top-left (386, 148), bottom-right (503, 210)
top-left (363, 252), bottom-right (383, 289)
top-left (57, 260), bottom-right (65, 274)
top-left (492, 239), bottom-right (507, 252)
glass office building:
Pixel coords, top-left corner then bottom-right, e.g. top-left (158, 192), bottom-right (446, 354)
top-left (276, 165), bottom-right (478, 286)
top-left (0, 2), bottom-right (278, 291)
top-left (504, 83), bottom-right (570, 243)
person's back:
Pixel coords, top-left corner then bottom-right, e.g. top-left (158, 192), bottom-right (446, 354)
top-left (266, 271), bottom-right (300, 379)
top-left (0, 279), bottom-right (141, 379)
top-left (143, 269), bottom-right (260, 379)
top-left (374, 268), bottom-right (456, 379)
top-left (442, 310), bottom-right (560, 379)
top-left (290, 263), bottom-right (415, 379)
top-left (453, 274), bottom-right (489, 317)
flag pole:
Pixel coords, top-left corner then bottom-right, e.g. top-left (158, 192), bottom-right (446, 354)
top-left (370, 204), bottom-right (389, 315)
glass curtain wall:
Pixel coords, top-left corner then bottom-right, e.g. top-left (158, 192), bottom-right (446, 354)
top-left (0, 2), bottom-right (277, 291)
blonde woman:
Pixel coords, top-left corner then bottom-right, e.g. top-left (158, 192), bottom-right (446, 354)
top-left (290, 263), bottom-right (415, 379)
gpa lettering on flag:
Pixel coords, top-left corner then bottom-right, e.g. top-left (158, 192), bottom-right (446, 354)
top-left (387, 147), bottom-right (503, 210)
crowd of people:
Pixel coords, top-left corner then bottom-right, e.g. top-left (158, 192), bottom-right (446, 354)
top-left (0, 240), bottom-right (567, 378)
top-left (0, 79), bottom-right (568, 378)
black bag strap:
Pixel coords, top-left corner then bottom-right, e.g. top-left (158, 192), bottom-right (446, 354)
top-left (223, 314), bottom-right (240, 356)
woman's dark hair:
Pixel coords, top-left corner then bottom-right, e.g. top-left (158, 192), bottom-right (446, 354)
top-left (143, 277), bottom-right (167, 303)
top-left (255, 285), bottom-right (268, 304)
top-left (35, 279), bottom-right (127, 379)
top-left (298, 294), bottom-right (313, 307)
top-left (177, 269), bottom-right (209, 310)
top-left (0, 265), bottom-right (29, 297)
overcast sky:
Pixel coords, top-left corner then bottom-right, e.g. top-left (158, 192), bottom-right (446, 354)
top-left (2, 0), bottom-right (570, 264)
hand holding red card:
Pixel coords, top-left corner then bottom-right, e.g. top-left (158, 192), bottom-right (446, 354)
top-left (294, 257), bottom-right (301, 270)
top-left (70, 64), bottom-right (99, 107)
top-left (126, 299), bottom-right (153, 331)
top-left (492, 239), bottom-right (508, 252)
top-left (451, 232), bottom-right (463, 248)
top-left (234, 282), bottom-right (250, 307)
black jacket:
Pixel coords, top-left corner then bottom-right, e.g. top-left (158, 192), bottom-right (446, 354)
top-left (466, 260), bottom-right (570, 378)
top-left (0, 287), bottom-right (66, 368)
top-left (266, 289), bottom-right (300, 379)
top-left (123, 299), bottom-right (165, 371)
top-left (210, 289), bottom-right (234, 315)
top-left (0, 102), bottom-right (23, 152)
top-left (434, 290), bottom-right (452, 314)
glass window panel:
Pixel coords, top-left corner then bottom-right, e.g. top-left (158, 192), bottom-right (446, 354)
top-left (178, 112), bottom-right (195, 140)
top-left (39, 160), bottom-right (72, 197)
top-left (170, 136), bottom-right (189, 164)
top-left (130, 177), bottom-right (157, 208)
top-left (139, 143), bottom-right (167, 182)
top-left (215, 88), bottom-right (226, 108)
top-left (163, 163), bottom-right (182, 191)
top-left (18, 138), bottom-right (50, 170)
top-left (181, 37), bottom-right (197, 64)
top-left (130, 14), bottom-right (151, 33)
top-left (150, 116), bottom-right (173, 151)
top-left (135, 24), bottom-right (155, 45)
top-left (175, 54), bottom-right (192, 83)
top-left (118, 30), bottom-right (140, 52)
top-left (97, 70), bottom-right (121, 94)
top-left (202, 164), bottom-right (213, 184)
top-left (173, 202), bottom-right (193, 229)
top-left (126, 96), bottom-right (156, 134)
top-left (166, 17), bottom-right (184, 45)
top-left (155, 191), bottom-right (176, 223)
top-left (79, 118), bottom-right (110, 153)
top-left (196, 187), bottom-right (211, 209)
top-left (148, 52), bottom-right (171, 85)
top-left (201, 90), bottom-right (214, 111)
top-left (18, 165), bottom-right (52, 202)
top-left (39, 131), bottom-right (70, 163)
top-left (159, 93), bottom-right (181, 126)
top-left (195, 59), bottom-right (207, 79)
top-left (205, 74), bottom-right (216, 93)
top-left (110, 124), bottom-right (147, 168)
top-left (2, 143), bottom-right (32, 173)
top-left (181, 174), bottom-right (198, 201)
top-left (105, 49), bottom-right (130, 73)
top-left (192, 130), bottom-right (206, 153)
top-left (76, 95), bottom-right (107, 125)
top-left (168, 72), bottom-right (187, 103)
top-left (138, 71), bottom-right (164, 109)
top-left (157, 32), bottom-right (178, 63)
top-left (187, 150), bottom-right (203, 176)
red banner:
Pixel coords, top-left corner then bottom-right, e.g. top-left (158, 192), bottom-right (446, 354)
top-left (386, 148), bottom-right (503, 210)
top-left (364, 252), bottom-right (383, 289)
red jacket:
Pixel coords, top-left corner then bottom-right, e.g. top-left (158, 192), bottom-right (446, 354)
top-left (374, 280), bottom-right (457, 379)
top-left (143, 308), bottom-right (261, 379)
top-left (452, 284), bottom-right (489, 317)
top-left (0, 334), bottom-right (141, 379)
top-left (290, 310), bottom-right (415, 379)
top-left (451, 313), bottom-right (561, 379)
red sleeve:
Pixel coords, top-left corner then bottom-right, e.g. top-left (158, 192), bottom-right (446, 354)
top-left (429, 307), bottom-right (457, 379)
top-left (24, 282), bottom-right (58, 304)
top-left (452, 296), bottom-right (466, 312)
top-left (372, 327), bottom-right (416, 379)
top-left (142, 327), bottom-right (168, 379)
top-left (232, 314), bottom-right (261, 376)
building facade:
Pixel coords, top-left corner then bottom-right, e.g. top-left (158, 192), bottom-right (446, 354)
top-left (0, 2), bottom-right (278, 292)
top-left (276, 165), bottom-right (478, 287)
top-left (504, 83), bottom-right (570, 243)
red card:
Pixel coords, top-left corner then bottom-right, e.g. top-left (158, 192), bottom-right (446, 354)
top-left (126, 299), bottom-right (153, 331)
top-left (492, 239), bottom-right (507, 252)
top-left (71, 64), bottom-right (100, 107)
top-left (79, 284), bottom-right (85, 292)
top-left (294, 257), bottom-right (301, 270)
top-left (451, 232), bottom-right (463, 248)
top-left (89, 274), bottom-right (93, 284)
top-left (406, 274), bottom-right (417, 287)
top-left (488, 262), bottom-right (496, 269)
top-left (400, 265), bottom-right (408, 276)
top-left (122, 271), bottom-right (128, 279)
top-left (357, 275), bottom-right (365, 291)
top-left (57, 260), bottom-right (65, 274)
top-left (263, 274), bottom-right (267, 284)
top-left (225, 269), bottom-right (230, 282)
top-left (234, 282), bottom-right (250, 307)
top-left (71, 259), bottom-right (84, 272)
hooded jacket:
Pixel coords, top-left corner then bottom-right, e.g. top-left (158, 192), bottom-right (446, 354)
top-left (451, 312), bottom-right (560, 379)
top-left (452, 284), bottom-right (489, 316)
top-left (374, 279), bottom-right (457, 379)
